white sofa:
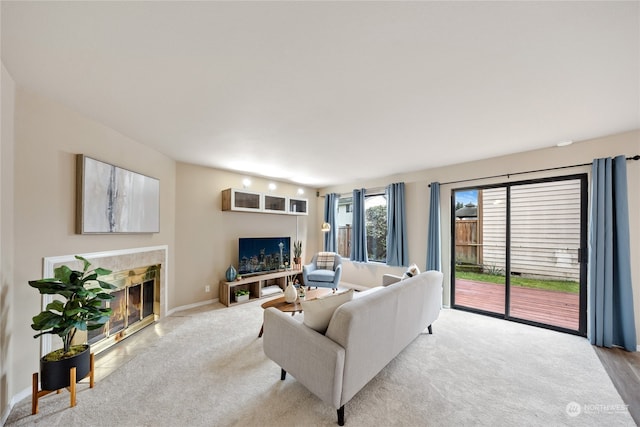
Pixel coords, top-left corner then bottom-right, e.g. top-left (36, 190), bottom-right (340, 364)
top-left (262, 270), bottom-right (443, 425)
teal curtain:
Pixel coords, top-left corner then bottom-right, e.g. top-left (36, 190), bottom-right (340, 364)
top-left (350, 188), bottom-right (368, 262)
top-left (386, 182), bottom-right (408, 266)
top-left (323, 193), bottom-right (339, 252)
top-left (589, 156), bottom-right (636, 351)
top-left (426, 182), bottom-right (441, 271)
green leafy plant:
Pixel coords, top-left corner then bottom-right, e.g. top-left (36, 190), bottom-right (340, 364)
top-left (482, 263), bottom-right (504, 276)
top-left (29, 255), bottom-right (117, 357)
top-left (234, 289), bottom-right (249, 297)
top-left (293, 241), bottom-right (302, 258)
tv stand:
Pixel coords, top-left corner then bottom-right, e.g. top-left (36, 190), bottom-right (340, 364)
top-left (220, 268), bottom-right (302, 307)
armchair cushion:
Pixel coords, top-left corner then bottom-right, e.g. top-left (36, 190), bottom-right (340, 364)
top-left (307, 269), bottom-right (337, 283)
top-left (316, 252), bottom-right (336, 270)
top-left (302, 289), bottom-right (354, 333)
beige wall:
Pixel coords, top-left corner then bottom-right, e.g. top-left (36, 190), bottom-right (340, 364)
top-left (320, 130), bottom-right (640, 345)
top-left (174, 162), bottom-right (319, 308)
top-left (1, 64), bottom-right (17, 420)
top-left (6, 88), bottom-right (176, 412)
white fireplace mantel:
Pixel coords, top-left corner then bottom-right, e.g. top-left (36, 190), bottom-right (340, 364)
top-left (40, 245), bottom-right (168, 356)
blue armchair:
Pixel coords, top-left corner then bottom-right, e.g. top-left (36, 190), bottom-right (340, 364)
top-left (303, 252), bottom-right (342, 290)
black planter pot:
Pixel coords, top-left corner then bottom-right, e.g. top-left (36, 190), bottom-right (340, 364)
top-left (39, 344), bottom-right (90, 391)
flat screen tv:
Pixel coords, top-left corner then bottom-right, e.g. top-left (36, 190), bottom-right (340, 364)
top-left (238, 237), bottom-right (291, 276)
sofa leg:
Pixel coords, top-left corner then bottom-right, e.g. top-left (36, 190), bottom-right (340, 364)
top-left (428, 325), bottom-right (433, 334)
top-left (280, 369), bottom-right (287, 380)
top-left (337, 405), bottom-right (345, 426)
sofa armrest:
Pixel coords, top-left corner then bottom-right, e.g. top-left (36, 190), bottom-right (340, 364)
top-left (382, 274), bottom-right (402, 286)
top-left (263, 308), bottom-right (345, 408)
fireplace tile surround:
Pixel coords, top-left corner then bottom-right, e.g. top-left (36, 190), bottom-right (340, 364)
top-left (40, 246), bottom-right (168, 357)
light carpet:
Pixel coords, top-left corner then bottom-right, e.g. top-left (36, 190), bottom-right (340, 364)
top-left (6, 301), bottom-right (635, 426)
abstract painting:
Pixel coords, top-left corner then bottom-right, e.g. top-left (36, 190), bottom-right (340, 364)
top-left (76, 155), bottom-right (160, 234)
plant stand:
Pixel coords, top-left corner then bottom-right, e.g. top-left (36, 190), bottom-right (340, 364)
top-left (31, 353), bottom-right (95, 414)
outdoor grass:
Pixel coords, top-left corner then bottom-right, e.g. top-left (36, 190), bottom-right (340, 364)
top-left (455, 271), bottom-right (579, 294)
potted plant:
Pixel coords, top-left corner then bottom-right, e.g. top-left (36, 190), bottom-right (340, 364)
top-left (293, 240), bottom-right (302, 267)
top-left (234, 289), bottom-right (250, 303)
top-left (29, 255), bottom-right (116, 391)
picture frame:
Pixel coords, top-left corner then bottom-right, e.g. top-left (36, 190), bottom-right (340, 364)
top-left (76, 154), bottom-right (160, 234)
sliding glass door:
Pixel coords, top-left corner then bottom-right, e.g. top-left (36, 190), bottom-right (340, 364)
top-left (451, 175), bottom-right (587, 335)
top-left (453, 188), bottom-right (506, 315)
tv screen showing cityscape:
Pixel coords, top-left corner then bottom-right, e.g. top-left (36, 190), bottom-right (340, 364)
top-left (238, 237), bottom-right (290, 275)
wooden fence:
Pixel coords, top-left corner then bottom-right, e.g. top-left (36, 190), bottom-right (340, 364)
top-left (337, 225), bottom-right (351, 258)
top-left (455, 219), bottom-right (481, 265)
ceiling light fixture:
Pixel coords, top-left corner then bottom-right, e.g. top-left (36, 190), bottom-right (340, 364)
top-left (556, 140), bottom-right (573, 147)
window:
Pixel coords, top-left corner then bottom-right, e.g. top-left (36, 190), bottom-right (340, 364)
top-left (337, 197), bottom-right (352, 258)
top-left (365, 194), bottom-right (387, 262)
top-left (336, 192), bottom-right (388, 262)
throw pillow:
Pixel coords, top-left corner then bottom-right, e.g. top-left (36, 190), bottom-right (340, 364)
top-left (302, 289), bottom-right (354, 333)
top-left (402, 263), bottom-right (421, 280)
top-left (316, 252), bottom-right (336, 270)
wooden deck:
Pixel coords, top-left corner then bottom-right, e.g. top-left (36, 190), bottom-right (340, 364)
top-left (454, 279), bottom-right (580, 331)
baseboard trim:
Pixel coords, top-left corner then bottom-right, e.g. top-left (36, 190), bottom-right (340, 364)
top-left (2, 385), bottom-right (31, 425)
top-left (167, 298), bottom-right (218, 316)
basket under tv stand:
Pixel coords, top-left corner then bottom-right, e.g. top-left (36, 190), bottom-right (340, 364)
top-left (220, 268), bottom-right (302, 307)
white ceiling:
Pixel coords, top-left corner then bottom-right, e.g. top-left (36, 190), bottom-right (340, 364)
top-left (2, 1), bottom-right (638, 187)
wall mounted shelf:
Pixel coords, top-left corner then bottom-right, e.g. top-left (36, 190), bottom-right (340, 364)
top-left (222, 188), bottom-right (308, 215)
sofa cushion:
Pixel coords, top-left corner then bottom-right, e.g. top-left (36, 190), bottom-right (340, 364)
top-left (307, 269), bottom-right (336, 282)
top-left (316, 252), bottom-right (336, 270)
top-left (302, 289), bottom-right (354, 333)
top-left (402, 263), bottom-right (420, 279)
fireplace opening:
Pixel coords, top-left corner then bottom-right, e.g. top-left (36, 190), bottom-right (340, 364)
top-left (85, 264), bottom-right (161, 355)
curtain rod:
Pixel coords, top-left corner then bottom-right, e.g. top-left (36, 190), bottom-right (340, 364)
top-left (318, 186), bottom-right (386, 198)
top-left (428, 154), bottom-right (640, 188)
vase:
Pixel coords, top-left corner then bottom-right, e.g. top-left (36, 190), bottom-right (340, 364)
top-left (225, 265), bottom-right (237, 282)
top-left (40, 344), bottom-right (91, 391)
top-left (284, 281), bottom-right (297, 303)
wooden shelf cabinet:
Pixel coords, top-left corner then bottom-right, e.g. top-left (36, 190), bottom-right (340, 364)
top-left (219, 268), bottom-right (302, 307)
top-left (221, 189), bottom-right (262, 212)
